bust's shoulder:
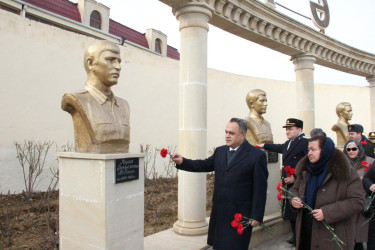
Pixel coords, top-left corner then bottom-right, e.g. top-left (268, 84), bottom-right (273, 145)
top-left (61, 90), bottom-right (88, 112)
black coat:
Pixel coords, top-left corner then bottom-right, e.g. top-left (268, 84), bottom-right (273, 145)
top-left (264, 133), bottom-right (308, 220)
top-left (176, 140), bottom-right (268, 250)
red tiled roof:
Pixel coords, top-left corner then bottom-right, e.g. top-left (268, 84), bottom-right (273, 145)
top-left (109, 19), bottom-right (149, 49)
top-left (23, 0), bottom-right (81, 22)
top-left (22, 0), bottom-right (179, 60)
top-left (167, 46), bottom-right (180, 60)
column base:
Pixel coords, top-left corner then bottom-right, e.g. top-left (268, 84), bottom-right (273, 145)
top-left (173, 219), bottom-right (209, 235)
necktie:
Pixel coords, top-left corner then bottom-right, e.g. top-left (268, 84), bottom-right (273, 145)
top-left (228, 150), bottom-right (236, 164)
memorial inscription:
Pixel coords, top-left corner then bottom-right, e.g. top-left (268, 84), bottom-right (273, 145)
top-left (115, 158), bottom-right (139, 184)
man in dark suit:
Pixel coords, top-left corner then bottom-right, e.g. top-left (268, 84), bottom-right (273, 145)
top-left (172, 118), bottom-right (268, 250)
top-left (257, 118), bottom-right (308, 247)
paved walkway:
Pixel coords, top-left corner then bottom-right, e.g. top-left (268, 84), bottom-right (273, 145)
top-left (144, 229), bottom-right (295, 250)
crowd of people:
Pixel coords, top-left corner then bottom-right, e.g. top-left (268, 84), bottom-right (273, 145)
top-left (288, 123), bottom-right (375, 250)
top-left (171, 117), bottom-right (375, 250)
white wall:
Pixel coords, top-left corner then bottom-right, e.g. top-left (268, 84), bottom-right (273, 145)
top-left (0, 9), bottom-right (370, 192)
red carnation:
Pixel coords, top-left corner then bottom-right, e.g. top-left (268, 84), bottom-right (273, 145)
top-left (236, 223), bottom-right (244, 235)
top-left (231, 220), bottom-right (238, 228)
top-left (277, 182), bottom-right (283, 191)
top-left (362, 161), bottom-right (368, 167)
top-left (234, 213), bottom-right (242, 222)
top-left (288, 168), bottom-right (296, 176)
top-left (284, 166), bottom-right (291, 172)
top-left (160, 148), bottom-right (168, 158)
top-left (277, 193), bottom-right (283, 201)
top-left (361, 141), bottom-right (368, 145)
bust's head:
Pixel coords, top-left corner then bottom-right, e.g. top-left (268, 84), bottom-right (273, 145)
top-left (336, 102), bottom-right (352, 121)
top-left (84, 41), bottom-right (122, 89)
top-left (246, 89), bottom-right (267, 115)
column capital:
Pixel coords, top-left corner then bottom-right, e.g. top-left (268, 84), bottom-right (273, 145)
top-left (291, 54), bottom-right (316, 71)
top-left (173, 2), bottom-right (213, 31)
top-left (366, 75), bottom-right (375, 87)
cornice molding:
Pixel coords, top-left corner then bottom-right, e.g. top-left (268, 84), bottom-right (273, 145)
top-left (160, 0), bottom-right (375, 78)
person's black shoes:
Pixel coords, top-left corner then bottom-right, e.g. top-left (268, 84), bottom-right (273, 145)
top-left (287, 237), bottom-right (296, 247)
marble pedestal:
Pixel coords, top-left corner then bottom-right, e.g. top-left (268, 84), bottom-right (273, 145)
top-left (57, 152), bottom-right (144, 250)
top-left (264, 160), bottom-right (282, 215)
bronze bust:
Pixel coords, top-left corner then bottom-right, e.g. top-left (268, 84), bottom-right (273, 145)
top-left (62, 41), bottom-right (130, 153)
top-left (244, 89), bottom-right (273, 145)
top-left (331, 102), bottom-right (352, 148)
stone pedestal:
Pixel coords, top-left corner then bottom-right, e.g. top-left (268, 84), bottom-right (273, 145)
top-left (264, 160), bottom-right (281, 215)
top-left (57, 152), bottom-right (144, 250)
top-left (291, 55), bottom-right (316, 134)
top-left (172, 2), bottom-right (212, 235)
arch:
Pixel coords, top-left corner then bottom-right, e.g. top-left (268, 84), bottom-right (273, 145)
top-left (90, 10), bottom-right (101, 30)
top-left (155, 38), bottom-right (162, 54)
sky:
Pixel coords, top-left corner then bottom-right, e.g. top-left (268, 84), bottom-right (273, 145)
top-left (77, 0), bottom-right (375, 86)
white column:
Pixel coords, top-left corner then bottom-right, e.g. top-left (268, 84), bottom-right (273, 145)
top-left (173, 2), bottom-right (212, 235)
top-left (291, 55), bottom-right (316, 134)
top-left (367, 76), bottom-right (375, 130)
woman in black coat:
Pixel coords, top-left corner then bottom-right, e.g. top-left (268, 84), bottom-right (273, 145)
top-left (363, 162), bottom-right (375, 250)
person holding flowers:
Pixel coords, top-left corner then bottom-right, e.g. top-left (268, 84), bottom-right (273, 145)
top-left (257, 118), bottom-right (308, 246)
top-left (344, 140), bottom-right (374, 249)
top-left (172, 118), bottom-right (268, 250)
top-left (362, 161), bottom-right (375, 249)
top-left (290, 135), bottom-right (365, 250)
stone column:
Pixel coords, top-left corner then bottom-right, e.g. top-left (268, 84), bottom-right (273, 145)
top-left (172, 2), bottom-right (212, 235)
top-left (291, 55), bottom-right (316, 134)
top-left (367, 76), bottom-right (375, 130)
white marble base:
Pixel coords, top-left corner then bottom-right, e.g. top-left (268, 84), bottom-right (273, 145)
top-left (57, 152), bottom-right (144, 250)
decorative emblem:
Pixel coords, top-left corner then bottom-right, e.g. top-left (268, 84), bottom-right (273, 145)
top-left (310, 0), bottom-right (330, 30)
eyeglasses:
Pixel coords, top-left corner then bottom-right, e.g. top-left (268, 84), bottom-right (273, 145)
top-left (346, 147), bottom-right (358, 152)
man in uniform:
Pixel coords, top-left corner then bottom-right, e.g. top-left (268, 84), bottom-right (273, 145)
top-left (365, 132), bottom-right (375, 158)
top-left (257, 118), bottom-right (308, 247)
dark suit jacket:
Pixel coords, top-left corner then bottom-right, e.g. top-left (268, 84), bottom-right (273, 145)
top-left (264, 133), bottom-right (308, 220)
top-left (176, 140), bottom-right (268, 250)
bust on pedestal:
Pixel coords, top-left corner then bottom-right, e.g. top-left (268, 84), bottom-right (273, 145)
top-left (331, 102), bottom-right (352, 148)
top-left (244, 89), bottom-right (273, 145)
top-left (59, 41), bottom-right (143, 250)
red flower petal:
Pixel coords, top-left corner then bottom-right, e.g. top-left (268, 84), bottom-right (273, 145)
top-left (237, 228), bottom-right (243, 235)
top-left (362, 161), bottom-right (368, 167)
top-left (289, 168), bottom-right (295, 175)
top-left (255, 145), bottom-right (260, 149)
top-left (361, 141), bottom-right (368, 145)
top-left (234, 213), bottom-right (242, 222)
top-left (160, 148), bottom-right (168, 158)
top-left (231, 220), bottom-right (238, 228)
top-left (277, 182), bottom-right (282, 191)
top-left (284, 166), bottom-right (291, 172)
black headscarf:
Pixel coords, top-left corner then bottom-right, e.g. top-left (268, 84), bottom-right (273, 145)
top-left (343, 140), bottom-right (365, 168)
top-left (304, 137), bottom-right (335, 208)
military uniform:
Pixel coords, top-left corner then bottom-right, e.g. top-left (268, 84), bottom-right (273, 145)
top-left (364, 132), bottom-right (375, 158)
top-left (264, 118), bottom-right (308, 246)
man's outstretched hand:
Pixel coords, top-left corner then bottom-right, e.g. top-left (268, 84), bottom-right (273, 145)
top-left (172, 153), bottom-right (183, 165)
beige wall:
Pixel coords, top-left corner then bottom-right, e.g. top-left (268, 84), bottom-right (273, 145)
top-left (0, 9), bottom-right (370, 192)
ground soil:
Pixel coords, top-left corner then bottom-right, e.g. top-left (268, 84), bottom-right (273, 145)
top-left (0, 174), bottom-right (214, 249)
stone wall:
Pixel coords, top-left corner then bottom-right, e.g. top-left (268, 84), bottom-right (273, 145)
top-left (0, 9), bottom-right (370, 193)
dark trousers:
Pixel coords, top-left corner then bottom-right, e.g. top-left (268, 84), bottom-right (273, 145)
top-left (369, 217), bottom-right (375, 250)
top-left (300, 210), bottom-right (313, 250)
top-left (290, 219), bottom-right (296, 241)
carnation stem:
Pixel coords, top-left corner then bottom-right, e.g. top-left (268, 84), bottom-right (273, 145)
top-left (280, 187), bottom-right (345, 249)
